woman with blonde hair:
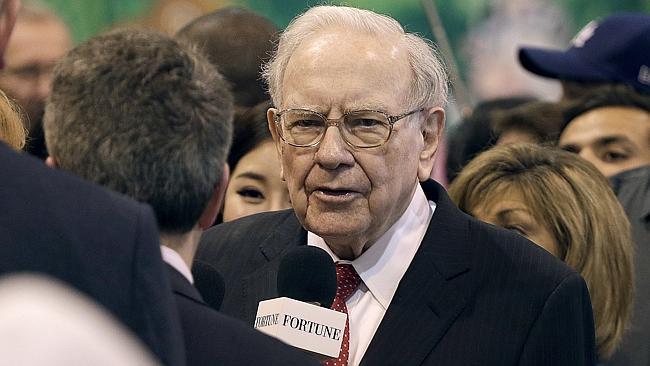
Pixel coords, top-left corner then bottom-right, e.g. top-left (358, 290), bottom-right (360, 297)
top-left (0, 88), bottom-right (25, 149)
top-left (448, 143), bottom-right (634, 362)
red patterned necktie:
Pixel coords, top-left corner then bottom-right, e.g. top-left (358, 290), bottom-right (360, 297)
top-left (322, 263), bottom-right (362, 366)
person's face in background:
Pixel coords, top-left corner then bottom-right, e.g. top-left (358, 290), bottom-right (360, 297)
top-left (471, 187), bottom-right (561, 257)
top-left (559, 106), bottom-right (650, 177)
top-left (222, 140), bottom-right (290, 222)
top-left (0, 16), bottom-right (70, 134)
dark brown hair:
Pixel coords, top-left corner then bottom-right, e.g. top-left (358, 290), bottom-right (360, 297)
top-left (45, 29), bottom-right (233, 233)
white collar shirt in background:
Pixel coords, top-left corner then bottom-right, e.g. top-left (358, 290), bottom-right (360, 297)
top-left (308, 183), bottom-right (435, 366)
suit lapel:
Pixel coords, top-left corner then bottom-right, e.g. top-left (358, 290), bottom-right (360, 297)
top-left (240, 211), bottom-right (307, 319)
top-left (361, 181), bottom-right (476, 366)
top-left (167, 264), bottom-right (206, 306)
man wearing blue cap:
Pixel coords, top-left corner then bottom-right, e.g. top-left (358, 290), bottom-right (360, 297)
top-left (519, 13), bottom-right (650, 366)
top-left (519, 13), bottom-right (650, 98)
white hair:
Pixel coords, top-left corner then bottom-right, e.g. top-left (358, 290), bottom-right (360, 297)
top-left (262, 5), bottom-right (449, 110)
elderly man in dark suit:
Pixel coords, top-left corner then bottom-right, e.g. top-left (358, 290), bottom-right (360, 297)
top-left (195, 5), bottom-right (596, 366)
top-left (0, 1), bottom-right (184, 364)
top-left (43, 28), bottom-right (319, 366)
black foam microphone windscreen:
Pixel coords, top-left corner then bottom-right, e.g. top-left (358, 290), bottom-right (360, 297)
top-left (277, 246), bottom-right (337, 308)
top-left (192, 260), bottom-right (226, 311)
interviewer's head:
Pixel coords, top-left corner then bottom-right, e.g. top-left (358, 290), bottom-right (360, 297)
top-left (448, 143), bottom-right (634, 360)
top-left (44, 29), bottom-right (233, 236)
top-left (263, 5), bottom-right (447, 259)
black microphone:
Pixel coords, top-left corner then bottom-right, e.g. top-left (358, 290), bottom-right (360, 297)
top-left (254, 246), bottom-right (346, 360)
top-left (277, 246), bottom-right (337, 308)
top-left (192, 260), bottom-right (225, 311)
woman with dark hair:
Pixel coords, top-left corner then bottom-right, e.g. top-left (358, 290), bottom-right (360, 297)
top-left (222, 100), bottom-right (290, 222)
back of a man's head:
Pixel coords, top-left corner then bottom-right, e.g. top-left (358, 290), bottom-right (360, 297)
top-left (177, 7), bottom-right (278, 108)
top-left (44, 29), bottom-right (233, 234)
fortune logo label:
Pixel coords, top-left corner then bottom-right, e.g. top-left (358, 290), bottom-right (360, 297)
top-left (638, 65), bottom-right (650, 86)
top-left (281, 314), bottom-right (343, 341)
top-left (254, 313), bottom-right (280, 328)
top-left (254, 297), bottom-right (347, 358)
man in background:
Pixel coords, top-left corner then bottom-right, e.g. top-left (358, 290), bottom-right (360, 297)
top-left (559, 86), bottom-right (650, 178)
top-left (43, 28), bottom-right (318, 366)
top-left (176, 7), bottom-right (277, 110)
top-left (519, 13), bottom-right (650, 101)
top-left (0, 1), bottom-right (70, 159)
top-left (519, 13), bottom-right (650, 365)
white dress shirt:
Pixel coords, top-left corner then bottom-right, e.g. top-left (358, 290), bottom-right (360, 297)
top-left (308, 183), bottom-right (435, 366)
top-left (160, 246), bottom-right (194, 284)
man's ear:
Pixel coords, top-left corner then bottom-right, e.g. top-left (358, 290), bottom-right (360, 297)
top-left (267, 107), bottom-right (285, 181)
top-left (0, 0), bottom-right (20, 68)
top-left (45, 155), bottom-right (58, 168)
top-left (197, 164), bottom-right (230, 230)
top-left (417, 107), bottom-right (445, 182)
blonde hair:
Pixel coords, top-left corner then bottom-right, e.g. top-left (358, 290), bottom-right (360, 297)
top-left (448, 143), bottom-right (634, 360)
top-left (262, 5), bottom-right (448, 110)
top-left (0, 89), bottom-right (26, 150)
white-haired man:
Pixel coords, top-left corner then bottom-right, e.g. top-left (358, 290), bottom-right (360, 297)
top-left (196, 5), bottom-right (596, 365)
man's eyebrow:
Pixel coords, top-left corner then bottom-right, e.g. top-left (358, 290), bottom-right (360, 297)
top-left (235, 171), bottom-right (267, 182)
top-left (345, 99), bottom-right (389, 112)
top-left (595, 135), bottom-right (634, 147)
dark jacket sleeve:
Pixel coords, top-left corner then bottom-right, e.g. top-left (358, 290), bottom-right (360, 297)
top-left (517, 272), bottom-right (597, 366)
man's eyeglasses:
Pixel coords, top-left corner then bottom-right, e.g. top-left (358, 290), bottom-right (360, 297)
top-left (273, 108), bottom-right (424, 148)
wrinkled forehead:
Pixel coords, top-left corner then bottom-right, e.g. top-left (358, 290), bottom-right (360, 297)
top-left (281, 27), bottom-right (412, 110)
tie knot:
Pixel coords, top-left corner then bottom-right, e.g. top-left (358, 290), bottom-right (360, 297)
top-left (335, 263), bottom-right (362, 301)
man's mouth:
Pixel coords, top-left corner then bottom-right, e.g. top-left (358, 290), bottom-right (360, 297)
top-left (311, 187), bottom-right (361, 203)
top-left (317, 188), bottom-right (355, 196)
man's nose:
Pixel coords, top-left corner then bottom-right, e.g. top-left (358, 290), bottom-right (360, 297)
top-left (577, 149), bottom-right (605, 172)
top-left (313, 126), bottom-right (355, 170)
top-left (35, 72), bottom-right (52, 100)
top-left (577, 149), bottom-right (596, 164)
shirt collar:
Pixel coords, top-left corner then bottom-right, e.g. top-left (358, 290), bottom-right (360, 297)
top-left (308, 183), bottom-right (435, 309)
top-left (160, 246), bottom-right (194, 284)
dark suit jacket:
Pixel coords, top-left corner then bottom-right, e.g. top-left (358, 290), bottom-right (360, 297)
top-left (609, 166), bottom-right (650, 366)
top-left (167, 264), bottom-right (320, 366)
top-left (0, 143), bottom-right (185, 366)
top-left (195, 180), bottom-right (596, 365)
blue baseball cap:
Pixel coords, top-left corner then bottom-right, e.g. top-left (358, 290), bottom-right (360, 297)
top-left (518, 13), bottom-right (650, 93)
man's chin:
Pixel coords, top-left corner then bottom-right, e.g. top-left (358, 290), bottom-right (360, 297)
top-left (304, 210), bottom-right (370, 240)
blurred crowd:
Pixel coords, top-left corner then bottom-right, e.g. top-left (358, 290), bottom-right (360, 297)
top-left (0, 0), bottom-right (648, 365)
